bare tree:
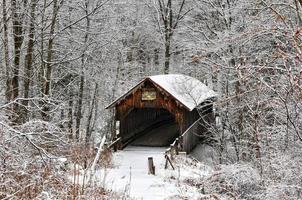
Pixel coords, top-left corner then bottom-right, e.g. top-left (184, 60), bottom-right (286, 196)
top-left (41, 0), bottom-right (60, 121)
top-left (11, 0), bottom-right (27, 122)
top-left (21, 0), bottom-right (37, 122)
top-left (75, 0), bottom-right (91, 141)
top-left (2, 0), bottom-right (11, 103)
top-left (156, 0), bottom-right (191, 74)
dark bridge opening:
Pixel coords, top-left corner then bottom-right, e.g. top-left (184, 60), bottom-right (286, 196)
top-left (121, 108), bottom-right (180, 147)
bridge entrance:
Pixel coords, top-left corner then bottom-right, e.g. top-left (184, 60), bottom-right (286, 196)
top-left (121, 108), bottom-right (180, 147)
top-left (106, 74), bottom-right (216, 153)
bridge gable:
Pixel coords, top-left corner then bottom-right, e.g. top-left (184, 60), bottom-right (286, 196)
top-left (115, 78), bottom-right (185, 125)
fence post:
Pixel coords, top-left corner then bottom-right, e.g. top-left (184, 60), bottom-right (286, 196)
top-left (148, 157), bottom-right (155, 175)
top-left (170, 144), bottom-right (175, 160)
top-left (164, 154), bottom-right (175, 170)
top-left (175, 138), bottom-right (179, 155)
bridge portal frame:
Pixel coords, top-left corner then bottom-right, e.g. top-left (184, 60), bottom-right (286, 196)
top-left (106, 75), bottom-right (215, 153)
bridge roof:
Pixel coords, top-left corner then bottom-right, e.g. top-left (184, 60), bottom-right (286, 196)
top-left (106, 74), bottom-right (217, 111)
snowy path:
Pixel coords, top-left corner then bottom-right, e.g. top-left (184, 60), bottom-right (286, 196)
top-left (97, 146), bottom-right (177, 199)
top-left (94, 146), bottom-right (210, 199)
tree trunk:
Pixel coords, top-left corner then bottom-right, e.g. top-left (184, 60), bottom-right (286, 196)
top-left (11, 0), bottom-right (26, 122)
top-left (41, 0), bottom-right (59, 121)
top-left (22, 0), bottom-right (37, 122)
top-left (154, 48), bottom-right (159, 66)
top-left (39, 0), bottom-right (46, 113)
top-left (164, 35), bottom-right (171, 74)
top-left (75, 75), bottom-right (84, 141)
top-left (68, 99), bottom-right (73, 138)
top-left (2, 0), bottom-right (11, 103)
top-left (159, 0), bottom-right (187, 74)
top-left (85, 84), bottom-right (98, 144)
top-left (75, 0), bottom-right (90, 141)
top-left (163, 0), bottom-right (172, 74)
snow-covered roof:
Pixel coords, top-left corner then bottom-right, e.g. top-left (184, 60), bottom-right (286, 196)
top-left (106, 74), bottom-right (217, 111)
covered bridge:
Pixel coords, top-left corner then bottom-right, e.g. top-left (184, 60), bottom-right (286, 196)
top-left (106, 74), bottom-right (217, 153)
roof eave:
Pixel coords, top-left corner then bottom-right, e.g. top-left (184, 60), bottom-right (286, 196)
top-left (105, 75), bottom-right (218, 111)
top-left (105, 78), bottom-right (147, 109)
top-left (105, 77), bottom-right (191, 111)
top-left (146, 77), bottom-right (192, 111)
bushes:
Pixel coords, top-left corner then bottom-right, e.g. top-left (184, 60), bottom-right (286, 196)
top-left (201, 144), bottom-right (302, 200)
top-left (0, 118), bottom-right (118, 199)
top-left (205, 164), bottom-right (262, 199)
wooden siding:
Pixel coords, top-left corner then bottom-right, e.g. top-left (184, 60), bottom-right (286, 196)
top-left (116, 80), bottom-right (184, 125)
top-left (180, 109), bottom-right (200, 152)
top-left (181, 118), bottom-right (201, 153)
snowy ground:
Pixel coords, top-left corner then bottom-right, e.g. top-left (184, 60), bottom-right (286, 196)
top-left (94, 146), bottom-right (213, 200)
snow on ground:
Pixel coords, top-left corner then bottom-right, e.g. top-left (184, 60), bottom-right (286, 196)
top-left (94, 146), bottom-right (213, 200)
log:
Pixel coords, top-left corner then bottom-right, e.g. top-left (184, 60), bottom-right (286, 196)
top-left (148, 157), bottom-right (155, 175)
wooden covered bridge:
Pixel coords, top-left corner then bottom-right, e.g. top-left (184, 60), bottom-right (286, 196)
top-left (106, 74), bottom-right (217, 153)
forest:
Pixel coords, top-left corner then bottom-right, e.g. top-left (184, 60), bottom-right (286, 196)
top-left (0, 0), bottom-right (301, 199)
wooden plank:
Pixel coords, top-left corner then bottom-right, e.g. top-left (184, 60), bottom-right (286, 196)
top-left (107, 137), bottom-right (121, 149)
top-left (148, 157), bottom-right (155, 175)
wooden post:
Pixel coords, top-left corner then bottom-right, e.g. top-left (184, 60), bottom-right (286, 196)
top-left (164, 154), bottom-right (175, 170)
top-left (175, 138), bottom-right (179, 155)
top-left (170, 144), bottom-right (175, 160)
top-left (165, 156), bottom-right (168, 169)
top-left (115, 120), bottom-right (120, 138)
top-left (113, 138), bottom-right (117, 152)
top-left (115, 121), bottom-right (122, 150)
top-left (148, 157), bottom-right (155, 175)
top-left (179, 135), bottom-right (183, 151)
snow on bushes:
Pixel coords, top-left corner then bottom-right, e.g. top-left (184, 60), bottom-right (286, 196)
top-left (205, 163), bottom-right (261, 199)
